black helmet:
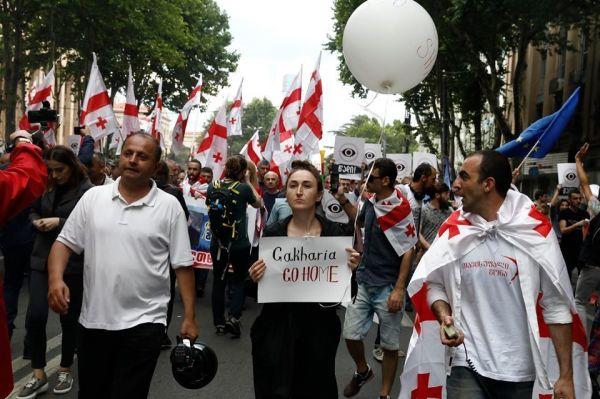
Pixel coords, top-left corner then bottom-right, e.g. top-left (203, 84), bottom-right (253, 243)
top-left (170, 336), bottom-right (218, 389)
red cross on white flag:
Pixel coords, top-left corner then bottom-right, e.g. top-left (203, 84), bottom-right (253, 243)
top-left (294, 53), bottom-right (323, 160)
top-left (150, 79), bottom-right (165, 149)
top-left (240, 130), bottom-right (261, 165)
top-left (171, 75), bottom-right (202, 155)
top-left (195, 100), bottom-right (228, 178)
top-left (262, 67), bottom-right (302, 161)
top-left (112, 65), bottom-right (140, 155)
top-left (80, 53), bottom-right (120, 141)
top-left (19, 66), bottom-right (55, 132)
top-left (227, 79), bottom-right (243, 137)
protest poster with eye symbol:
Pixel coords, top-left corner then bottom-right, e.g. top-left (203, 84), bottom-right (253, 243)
top-left (322, 191), bottom-right (350, 224)
top-left (557, 163), bottom-right (580, 188)
top-left (386, 153), bottom-right (413, 179)
top-left (334, 136), bottom-right (365, 180)
top-left (363, 143), bottom-right (383, 164)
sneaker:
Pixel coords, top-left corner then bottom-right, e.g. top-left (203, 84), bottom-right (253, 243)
top-left (17, 375), bottom-right (48, 399)
top-left (53, 371), bottom-right (74, 394)
top-left (215, 325), bottom-right (227, 336)
top-left (343, 365), bottom-right (374, 397)
top-left (226, 317), bottom-right (241, 338)
top-left (372, 347), bottom-right (383, 363)
top-left (160, 334), bottom-right (172, 350)
top-left (379, 396), bottom-right (391, 399)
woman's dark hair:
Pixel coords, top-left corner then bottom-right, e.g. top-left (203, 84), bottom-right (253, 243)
top-left (154, 161), bottom-right (169, 185)
top-left (44, 145), bottom-right (88, 190)
top-left (372, 158), bottom-right (397, 188)
top-left (224, 155), bottom-right (248, 180)
top-left (473, 150), bottom-right (512, 197)
top-left (286, 160), bottom-right (324, 194)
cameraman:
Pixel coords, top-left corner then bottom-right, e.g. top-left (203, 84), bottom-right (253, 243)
top-left (0, 130), bottom-right (48, 399)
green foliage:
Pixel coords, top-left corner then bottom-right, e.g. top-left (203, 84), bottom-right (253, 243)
top-left (333, 115), bottom-right (418, 154)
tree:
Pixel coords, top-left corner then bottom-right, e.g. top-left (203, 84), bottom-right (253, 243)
top-left (333, 114), bottom-right (418, 154)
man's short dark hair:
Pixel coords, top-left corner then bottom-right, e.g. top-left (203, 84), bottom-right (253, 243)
top-left (201, 167), bottom-right (213, 176)
top-left (534, 190), bottom-right (545, 201)
top-left (569, 189), bottom-right (581, 199)
top-left (258, 159), bottom-right (270, 167)
top-left (473, 150), bottom-right (512, 197)
top-left (188, 159), bottom-right (201, 168)
top-left (92, 152), bottom-right (106, 166)
top-left (413, 163), bottom-right (435, 181)
top-left (122, 132), bottom-right (162, 162)
top-left (372, 158), bottom-right (397, 188)
top-left (433, 182), bottom-right (450, 195)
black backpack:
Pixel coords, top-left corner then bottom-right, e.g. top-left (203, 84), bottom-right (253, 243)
top-left (206, 180), bottom-right (240, 250)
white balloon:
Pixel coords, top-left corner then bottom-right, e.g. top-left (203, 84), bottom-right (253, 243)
top-left (342, 0), bottom-right (438, 94)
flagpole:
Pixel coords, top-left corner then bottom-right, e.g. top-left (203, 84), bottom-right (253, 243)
top-left (514, 133), bottom-right (545, 172)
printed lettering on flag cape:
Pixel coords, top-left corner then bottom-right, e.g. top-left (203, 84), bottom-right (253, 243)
top-left (334, 136), bottom-right (365, 180)
top-left (172, 75), bottom-right (202, 155)
top-left (80, 53), bottom-right (120, 140)
top-left (364, 143), bottom-right (383, 164)
top-left (387, 153), bottom-right (413, 179)
top-left (412, 152), bottom-right (438, 172)
top-left (294, 54), bottom-right (323, 160)
top-left (399, 190), bottom-right (591, 399)
top-left (557, 163), bottom-right (580, 188)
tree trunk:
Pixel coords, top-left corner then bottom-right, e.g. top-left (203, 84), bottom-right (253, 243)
top-left (512, 36), bottom-right (530, 136)
top-left (456, 128), bottom-right (468, 159)
top-left (411, 106), bottom-right (439, 155)
top-left (473, 108), bottom-right (483, 150)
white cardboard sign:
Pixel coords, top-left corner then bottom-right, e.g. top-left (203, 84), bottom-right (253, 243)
top-left (67, 135), bottom-right (81, 155)
top-left (557, 163), bottom-right (580, 188)
top-left (412, 152), bottom-right (438, 172)
top-left (334, 136), bottom-right (365, 180)
top-left (387, 153), bottom-right (413, 179)
top-left (322, 191), bottom-right (350, 224)
top-left (363, 143), bottom-right (383, 163)
top-left (258, 236), bottom-right (353, 303)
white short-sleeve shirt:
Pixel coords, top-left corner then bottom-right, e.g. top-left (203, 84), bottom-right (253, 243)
top-left (57, 178), bottom-right (193, 330)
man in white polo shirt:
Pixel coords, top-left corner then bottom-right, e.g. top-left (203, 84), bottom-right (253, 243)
top-left (47, 133), bottom-right (198, 399)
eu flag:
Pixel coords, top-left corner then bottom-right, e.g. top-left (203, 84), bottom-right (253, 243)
top-left (496, 87), bottom-right (580, 158)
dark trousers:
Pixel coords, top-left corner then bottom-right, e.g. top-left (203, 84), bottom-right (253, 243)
top-left (446, 366), bottom-right (534, 399)
top-left (194, 268), bottom-right (209, 293)
top-left (2, 242), bottom-right (33, 337)
top-left (78, 323), bottom-right (164, 399)
top-left (210, 246), bottom-right (251, 326)
top-left (166, 267), bottom-right (176, 330)
top-left (25, 270), bottom-right (83, 369)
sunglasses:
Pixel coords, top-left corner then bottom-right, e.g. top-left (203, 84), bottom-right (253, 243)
top-left (367, 175), bottom-right (383, 183)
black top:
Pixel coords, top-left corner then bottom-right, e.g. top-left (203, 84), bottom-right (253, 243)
top-left (30, 179), bottom-right (94, 274)
top-left (157, 182), bottom-right (189, 219)
top-left (558, 207), bottom-right (588, 249)
top-left (580, 213), bottom-right (600, 267)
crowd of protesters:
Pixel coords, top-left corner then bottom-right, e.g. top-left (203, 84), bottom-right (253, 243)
top-left (1, 127), bottom-right (599, 399)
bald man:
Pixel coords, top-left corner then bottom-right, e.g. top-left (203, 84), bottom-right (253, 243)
top-left (262, 171), bottom-right (280, 214)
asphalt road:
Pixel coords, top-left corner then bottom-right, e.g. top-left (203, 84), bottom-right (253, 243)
top-left (8, 271), bottom-right (414, 399)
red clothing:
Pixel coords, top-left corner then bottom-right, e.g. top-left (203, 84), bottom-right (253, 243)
top-left (0, 143), bottom-right (47, 398)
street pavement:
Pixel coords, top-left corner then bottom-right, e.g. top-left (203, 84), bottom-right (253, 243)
top-left (8, 272), bottom-right (414, 399)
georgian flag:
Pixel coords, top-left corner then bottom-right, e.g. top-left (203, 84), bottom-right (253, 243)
top-left (227, 79), bottom-right (243, 136)
top-left (294, 53), bottom-right (323, 160)
top-left (399, 190), bottom-right (591, 399)
top-left (19, 66), bottom-right (55, 132)
top-left (172, 75), bottom-right (202, 155)
top-left (195, 101), bottom-right (228, 179)
top-left (370, 189), bottom-right (417, 256)
top-left (80, 53), bottom-right (120, 140)
top-left (240, 130), bottom-right (261, 165)
top-left (149, 79), bottom-right (165, 149)
top-left (112, 65), bottom-right (140, 155)
top-left (262, 68), bottom-right (302, 161)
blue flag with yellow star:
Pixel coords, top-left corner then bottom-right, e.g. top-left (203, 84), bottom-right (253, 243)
top-left (496, 87), bottom-right (580, 158)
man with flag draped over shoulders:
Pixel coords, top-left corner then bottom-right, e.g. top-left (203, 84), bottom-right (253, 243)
top-left (399, 150), bottom-right (591, 399)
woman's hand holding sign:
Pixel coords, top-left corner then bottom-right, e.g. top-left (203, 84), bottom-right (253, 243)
top-left (249, 259), bottom-right (266, 282)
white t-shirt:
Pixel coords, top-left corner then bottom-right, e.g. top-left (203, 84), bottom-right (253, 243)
top-left (57, 178), bottom-right (193, 330)
top-left (102, 174), bottom-right (114, 185)
top-left (427, 233), bottom-right (572, 382)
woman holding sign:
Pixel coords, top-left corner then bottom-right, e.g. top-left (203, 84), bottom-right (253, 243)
top-left (249, 160), bottom-right (360, 399)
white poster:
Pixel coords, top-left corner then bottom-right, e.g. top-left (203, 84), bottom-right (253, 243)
top-left (67, 135), bottom-right (81, 155)
top-left (334, 136), bottom-right (365, 180)
top-left (387, 153), bottom-right (413, 179)
top-left (363, 143), bottom-right (383, 164)
top-left (258, 236), bottom-right (353, 303)
top-left (412, 152), bottom-right (438, 172)
top-left (322, 191), bottom-right (349, 224)
top-left (557, 163), bottom-right (580, 188)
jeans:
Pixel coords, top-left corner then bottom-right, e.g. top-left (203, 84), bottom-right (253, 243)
top-left (210, 246), bottom-right (252, 326)
top-left (25, 270), bottom-right (83, 369)
top-left (343, 284), bottom-right (403, 351)
top-left (575, 264), bottom-right (600, 332)
top-left (2, 242), bottom-right (33, 337)
top-left (446, 366), bottom-right (534, 399)
top-left (78, 323), bottom-right (164, 399)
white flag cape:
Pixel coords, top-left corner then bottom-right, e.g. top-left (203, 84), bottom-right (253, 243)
top-left (399, 190), bottom-right (591, 399)
top-left (370, 189), bottom-right (417, 257)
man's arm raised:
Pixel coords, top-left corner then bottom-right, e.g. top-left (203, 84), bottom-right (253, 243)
top-left (47, 241), bottom-right (73, 315)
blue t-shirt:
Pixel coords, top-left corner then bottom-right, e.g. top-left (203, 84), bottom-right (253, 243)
top-left (356, 200), bottom-right (404, 286)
